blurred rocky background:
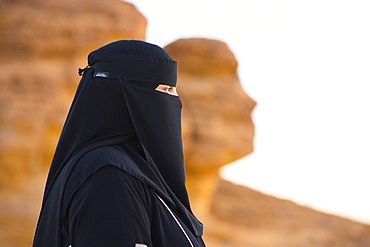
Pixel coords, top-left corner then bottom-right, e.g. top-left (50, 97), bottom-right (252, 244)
top-left (0, 0), bottom-right (146, 246)
top-left (0, 0), bottom-right (369, 246)
top-left (165, 38), bottom-right (370, 247)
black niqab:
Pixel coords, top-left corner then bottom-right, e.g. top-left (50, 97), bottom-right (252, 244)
top-left (34, 40), bottom-right (203, 246)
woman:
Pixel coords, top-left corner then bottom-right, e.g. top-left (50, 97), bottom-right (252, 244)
top-left (33, 40), bottom-right (205, 247)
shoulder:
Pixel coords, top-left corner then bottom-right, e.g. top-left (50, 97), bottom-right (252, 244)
top-left (74, 165), bottom-right (151, 204)
top-left (66, 166), bottom-right (154, 246)
top-left (77, 146), bottom-right (134, 171)
top-left (66, 146), bottom-right (134, 191)
top-left (63, 146), bottom-right (145, 213)
top-left (81, 165), bottom-right (148, 195)
top-left (66, 165), bottom-right (154, 220)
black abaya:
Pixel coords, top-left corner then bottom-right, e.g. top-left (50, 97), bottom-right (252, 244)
top-left (33, 40), bottom-right (205, 247)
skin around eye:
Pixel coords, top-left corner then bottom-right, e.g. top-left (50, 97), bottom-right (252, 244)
top-left (155, 84), bottom-right (178, 96)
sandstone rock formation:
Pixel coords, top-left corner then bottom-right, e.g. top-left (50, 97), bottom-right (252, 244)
top-left (165, 38), bottom-right (256, 218)
top-left (0, 1), bottom-right (146, 246)
top-left (210, 180), bottom-right (370, 247)
top-left (165, 38), bottom-right (370, 246)
top-left (0, 0), bottom-right (146, 60)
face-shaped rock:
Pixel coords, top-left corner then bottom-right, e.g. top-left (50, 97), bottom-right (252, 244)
top-left (165, 38), bottom-right (256, 175)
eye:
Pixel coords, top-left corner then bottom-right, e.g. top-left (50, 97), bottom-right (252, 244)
top-left (167, 87), bottom-right (178, 96)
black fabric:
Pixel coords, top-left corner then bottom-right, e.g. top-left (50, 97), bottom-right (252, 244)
top-left (66, 145), bottom-right (205, 247)
top-left (88, 40), bottom-right (178, 86)
top-left (33, 40), bottom-right (204, 247)
top-left (69, 166), bottom-right (153, 247)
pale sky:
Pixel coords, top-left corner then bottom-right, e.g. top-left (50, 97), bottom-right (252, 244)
top-left (126, 0), bottom-right (370, 224)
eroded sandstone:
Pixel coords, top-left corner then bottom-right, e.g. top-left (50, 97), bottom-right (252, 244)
top-left (0, 1), bottom-right (146, 246)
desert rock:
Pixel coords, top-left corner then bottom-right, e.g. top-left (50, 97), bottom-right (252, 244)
top-left (165, 38), bottom-right (256, 217)
top-left (0, 0), bottom-right (146, 60)
top-left (165, 38), bottom-right (370, 246)
top-left (0, 1), bottom-right (146, 246)
top-left (208, 180), bottom-right (370, 247)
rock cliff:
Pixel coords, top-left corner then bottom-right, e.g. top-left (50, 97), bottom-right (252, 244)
top-left (0, 0), bottom-right (146, 60)
top-left (0, 0), bottom-right (146, 246)
top-left (165, 38), bottom-right (256, 218)
top-left (210, 180), bottom-right (370, 247)
top-left (165, 38), bottom-right (370, 246)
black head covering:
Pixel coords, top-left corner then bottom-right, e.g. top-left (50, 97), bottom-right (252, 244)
top-left (38, 40), bottom-right (203, 238)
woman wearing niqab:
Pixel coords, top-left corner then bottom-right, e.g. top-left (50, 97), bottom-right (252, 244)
top-left (33, 40), bottom-right (206, 247)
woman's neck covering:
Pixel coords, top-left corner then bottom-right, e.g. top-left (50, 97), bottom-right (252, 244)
top-left (40, 40), bottom-right (203, 237)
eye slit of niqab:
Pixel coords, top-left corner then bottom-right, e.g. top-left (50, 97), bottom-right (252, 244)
top-left (155, 84), bottom-right (178, 96)
top-left (123, 80), bottom-right (178, 96)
